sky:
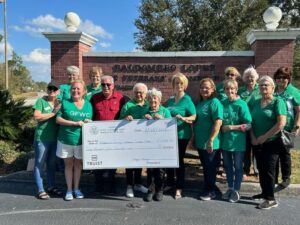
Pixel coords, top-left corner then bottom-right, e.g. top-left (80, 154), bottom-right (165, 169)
top-left (0, 0), bottom-right (141, 82)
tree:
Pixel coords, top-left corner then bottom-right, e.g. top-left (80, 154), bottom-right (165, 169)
top-left (134, 0), bottom-right (269, 51)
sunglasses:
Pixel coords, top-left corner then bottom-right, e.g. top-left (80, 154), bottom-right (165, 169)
top-left (47, 87), bottom-right (58, 92)
top-left (275, 76), bottom-right (288, 80)
top-left (101, 83), bottom-right (112, 87)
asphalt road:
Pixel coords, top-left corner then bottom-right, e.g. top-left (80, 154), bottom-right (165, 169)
top-left (0, 180), bottom-right (299, 225)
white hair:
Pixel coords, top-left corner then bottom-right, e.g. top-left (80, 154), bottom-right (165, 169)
top-left (259, 75), bottom-right (275, 92)
top-left (133, 83), bottom-right (148, 93)
top-left (66, 65), bottom-right (80, 75)
top-left (243, 66), bottom-right (259, 82)
top-left (147, 88), bottom-right (162, 101)
top-left (101, 75), bottom-right (114, 84)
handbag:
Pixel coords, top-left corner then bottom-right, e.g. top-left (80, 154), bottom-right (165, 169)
top-left (280, 130), bottom-right (295, 148)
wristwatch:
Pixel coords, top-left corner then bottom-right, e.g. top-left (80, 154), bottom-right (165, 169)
top-left (294, 125), bottom-right (300, 130)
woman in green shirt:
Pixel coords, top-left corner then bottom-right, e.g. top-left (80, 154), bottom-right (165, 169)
top-left (120, 83), bottom-right (149, 198)
top-left (250, 76), bottom-right (287, 210)
top-left (274, 66), bottom-right (300, 189)
top-left (86, 66), bottom-right (103, 101)
top-left (221, 80), bottom-right (252, 203)
top-left (58, 65), bottom-right (80, 101)
top-left (144, 88), bottom-right (171, 202)
top-left (166, 73), bottom-right (196, 200)
top-left (193, 78), bottom-right (223, 201)
top-left (56, 79), bottom-right (93, 201)
top-left (33, 81), bottom-right (61, 200)
top-left (238, 67), bottom-right (260, 178)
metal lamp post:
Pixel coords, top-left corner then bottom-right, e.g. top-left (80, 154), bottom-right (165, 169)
top-left (0, 0), bottom-right (8, 90)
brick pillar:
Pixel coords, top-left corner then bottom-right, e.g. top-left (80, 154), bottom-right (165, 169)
top-left (247, 28), bottom-right (300, 77)
top-left (43, 32), bottom-right (97, 84)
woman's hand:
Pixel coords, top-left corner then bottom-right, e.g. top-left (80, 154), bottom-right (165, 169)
top-left (153, 114), bottom-right (163, 120)
top-left (206, 139), bottom-right (213, 153)
top-left (125, 115), bottom-right (133, 121)
top-left (53, 104), bottom-right (61, 114)
top-left (256, 134), bottom-right (267, 145)
top-left (83, 119), bottom-right (92, 123)
top-left (144, 114), bottom-right (152, 120)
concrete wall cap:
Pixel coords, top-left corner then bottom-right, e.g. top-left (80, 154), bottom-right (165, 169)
top-left (43, 32), bottom-right (98, 47)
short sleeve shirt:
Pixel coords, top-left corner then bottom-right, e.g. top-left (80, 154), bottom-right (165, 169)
top-left (119, 99), bottom-right (149, 119)
top-left (238, 84), bottom-right (260, 104)
top-left (148, 105), bottom-right (171, 119)
top-left (250, 97), bottom-right (287, 142)
top-left (57, 84), bottom-right (71, 101)
top-left (193, 98), bottom-right (223, 150)
top-left (57, 99), bottom-right (93, 146)
top-left (216, 82), bottom-right (228, 102)
top-left (86, 84), bottom-right (102, 101)
top-left (274, 84), bottom-right (300, 131)
top-left (167, 94), bottom-right (196, 140)
top-left (221, 98), bottom-right (252, 152)
top-left (33, 98), bottom-right (58, 142)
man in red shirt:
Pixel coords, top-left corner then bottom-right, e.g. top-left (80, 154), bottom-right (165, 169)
top-left (91, 75), bottom-right (125, 193)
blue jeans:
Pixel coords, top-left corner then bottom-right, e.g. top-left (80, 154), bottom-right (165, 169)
top-left (198, 149), bottom-right (221, 194)
top-left (222, 150), bottom-right (245, 191)
top-left (34, 141), bottom-right (57, 193)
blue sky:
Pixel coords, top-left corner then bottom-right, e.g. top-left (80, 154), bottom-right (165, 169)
top-left (0, 0), bottom-right (141, 82)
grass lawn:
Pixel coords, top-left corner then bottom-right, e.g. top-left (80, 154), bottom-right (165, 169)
top-left (291, 150), bottom-right (300, 184)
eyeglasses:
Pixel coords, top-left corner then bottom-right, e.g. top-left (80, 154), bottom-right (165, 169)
top-left (275, 76), bottom-right (288, 80)
top-left (47, 87), bottom-right (58, 92)
top-left (135, 91), bottom-right (144, 95)
top-left (226, 73), bottom-right (236, 77)
top-left (101, 83), bottom-right (112, 87)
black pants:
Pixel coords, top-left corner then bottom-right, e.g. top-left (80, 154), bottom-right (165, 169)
top-left (126, 168), bottom-right (142, 186)
top-left (275, 145), bottom-right (291, 183)
top-left (243, 132), bottom-right (258, 175)
top-left (147, 168), bottom-right (165, 193)
top-left (253, 138), bottom-right (283, 200)
top-left (94, 169), bottom-right (116, 192)
top-left (166, 139), bottom-right (189, 189)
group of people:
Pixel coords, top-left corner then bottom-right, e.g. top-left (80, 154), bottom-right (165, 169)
top-left (32, 64), bottom-right (300, 210)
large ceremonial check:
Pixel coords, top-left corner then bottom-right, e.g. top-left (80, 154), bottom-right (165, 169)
top-left (82, 118), bottom-right (179, 169)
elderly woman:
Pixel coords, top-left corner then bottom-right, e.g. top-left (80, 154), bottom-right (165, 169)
top-left (56, 79), bottom-right (93, 201)
top-left (217, 67), bottom-right (241, 102)
top-left (250, 76), bottom-right (287, 209)
top-left (144, 88), bottom-right (171, 202)
top-left (58, 65), bottom-right (80, 101)
top-left (166, 73), bottom-right (196, 199)
top-left (86, 66), bottom-right (103, 101)
top-left (238, 67), bottom-right (260, 177)
top-left (193, 78), bottom-right (223, 201)
top-left (274, 66), bottom-right (300, 189)
top-left (33, 81), bottom-right (61, 200)
top-left (120, 83), bottom-right (149, 198)
top-left (221, 80), bottom-right (252, 203)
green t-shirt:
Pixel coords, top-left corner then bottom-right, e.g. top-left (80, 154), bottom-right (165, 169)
top-left (167, 94), bottom-right (196, 139)
top-left (193, 98), bottom-right (223, 150)
top-left (148, 105), bottom-right (171, 119)
top-left (119, 99), bottom-right (149, 119)
top-left (57, 84), bottom-right (71, 101)
top-left (250, 97), bottom-right (287, 142)
top-left (221, 98), bottom-right (252, 152)
top-left (238, 84), bottom-right (260, 104)
top-left (274, 84), bottom-right (300, 131)
top-left (216, 82), bottom-right (228, 102)
top-left (86, 84), bottom-right (102, 101)
top-left (57, 99), bottom-right (93, 146)
top-left (33, 98), bottom-right (59, 142)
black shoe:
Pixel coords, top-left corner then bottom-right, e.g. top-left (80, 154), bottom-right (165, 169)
top-left (154, 191), bottom-right (163, 201)
top-left (251, 193), bottom-right (264, 201)
top-left (280, 178), bottom-right (290, 188)
top-left (144, 191), bottom-right (153, 202)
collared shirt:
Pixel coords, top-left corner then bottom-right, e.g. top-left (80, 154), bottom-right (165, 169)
top-left (91, 91), bottom-right (125, 121)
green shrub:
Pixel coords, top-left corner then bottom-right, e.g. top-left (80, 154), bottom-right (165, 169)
top-left (0, 140), bottom-right (18, 165)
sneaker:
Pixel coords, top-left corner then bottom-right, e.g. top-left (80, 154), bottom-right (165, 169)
top-left (154, 191), bottom-right (163, 202)
top-left (251, 193), bottom-right (264, 201)
top-left (64, 191), bottom-right (73, 201)
top-left (134, 184), bottom-right (148, 194)
top-left (200, 192), bottom-right (216, 201)
top-left (126, 185), bottom-right (134, 198)
top-left (222, 189), bottom-right (233, 200)
top-left (229, 190), bottom-right (240, 203)
top-left (257, 200), bottom-right (278, 209)
top-left (73, 189), bottom-right (84, 199)
top-left (279, 178), bottom-right (290, 188)
top-left (144, 191), bottom-right (153, 202)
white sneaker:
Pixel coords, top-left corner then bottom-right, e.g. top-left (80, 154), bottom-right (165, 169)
top-left (126, 186), bottom-right (134, 198)
top-left (134, 184), bottom-right (148, 194)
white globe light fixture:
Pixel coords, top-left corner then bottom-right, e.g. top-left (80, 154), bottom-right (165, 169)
top-left (64, 12), bottom-right (81, 32)
top-left (263, 6), bottom-right (282, 31)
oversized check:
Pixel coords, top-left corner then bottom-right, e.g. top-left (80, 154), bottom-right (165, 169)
top-left (82, 118), bottom-right (179, 169)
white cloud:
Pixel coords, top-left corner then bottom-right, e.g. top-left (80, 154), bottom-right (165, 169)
top-left (13, 14), bottom-right (113, 40)
top-left (26, 62), bottom-right (51, 82)
top-left (0, 41), bottom-right (14, 60)
top-left (99, 42), bottom-right (111, 48)
top-left (79, 20), bottom-right (113, 39)
top-left (22, 48), bottom-right (50, 64)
